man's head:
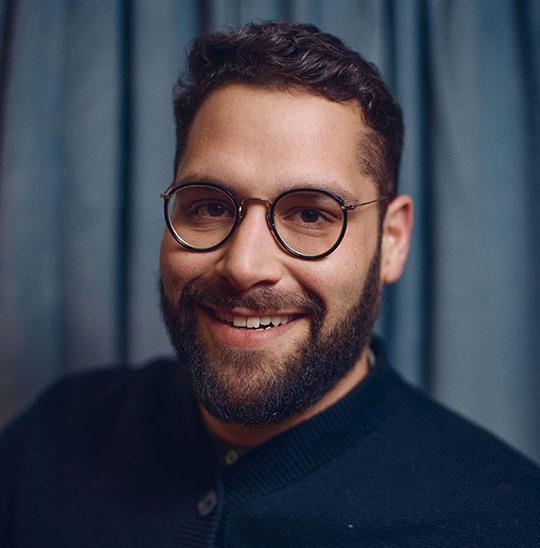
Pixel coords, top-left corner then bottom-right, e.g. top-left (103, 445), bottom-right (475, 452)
top-left (160, 22), bottom-right (412, 428)
top-left (173, 21), bottom-right (404, 200)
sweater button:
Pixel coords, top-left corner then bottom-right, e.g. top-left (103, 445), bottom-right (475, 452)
top-left (198, 490), bottom-right (218, 517)
top-left (225, 449), bottom-right (238, 465)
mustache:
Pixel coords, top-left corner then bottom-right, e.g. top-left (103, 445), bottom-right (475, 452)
top-left (183, 279), bottom-right (325, 316)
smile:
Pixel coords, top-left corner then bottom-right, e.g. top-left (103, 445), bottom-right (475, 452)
top-left (215, 310), bottom-right (293, 329)
top-left (195, 304), bottom-right (306, 347)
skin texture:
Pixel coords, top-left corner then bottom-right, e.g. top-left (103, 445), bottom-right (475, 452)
top-left (160, 84), bottom-right (413, 447)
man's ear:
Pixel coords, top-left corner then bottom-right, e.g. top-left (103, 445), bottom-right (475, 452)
top-left (380, 195), bottom-right (414, 285)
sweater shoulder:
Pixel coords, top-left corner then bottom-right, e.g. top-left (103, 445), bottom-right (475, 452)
top-left (390, 371), bottom-right (540, 474)
top-left (327, 368), bottom-right (540, 543)
top-left (0, 358), bottom-right (180, 455)
top-left (369, 369), bottom-right (540, 513)
top-left (44, 358), bottom-right (178, 408)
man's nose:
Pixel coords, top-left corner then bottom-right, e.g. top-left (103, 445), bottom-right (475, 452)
top-left (214, 205), bottom-right (284, 292)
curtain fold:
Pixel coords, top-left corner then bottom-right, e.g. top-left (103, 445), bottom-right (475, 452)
top-left (1, 0), bottom-right (538, 463)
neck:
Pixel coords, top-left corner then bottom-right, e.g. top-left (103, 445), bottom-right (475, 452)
top-left (199, 350), bottom-right (370, 449)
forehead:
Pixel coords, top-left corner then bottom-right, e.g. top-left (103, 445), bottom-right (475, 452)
top-left (178, 84), bottom-right (373, 198)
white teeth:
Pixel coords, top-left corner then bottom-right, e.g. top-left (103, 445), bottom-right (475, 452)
top-left (232, 316), bottom-right (247, 327)
top-left (246, 317), bottom-right (260, 328)
top-left (216, 311), bottom-right (292, 329)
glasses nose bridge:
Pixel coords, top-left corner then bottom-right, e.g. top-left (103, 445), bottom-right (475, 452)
top-left (238, 196), bottom-right (273, 222)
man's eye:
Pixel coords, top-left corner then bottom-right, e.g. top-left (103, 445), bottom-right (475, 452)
top-left (299, 209), bottom-right (322, 223)
top-left (188, 201), bottom-right (232, 218)
top-left (205, 203), bottom-right (227, 217)
top-left (284, 207), bottom-right (332, 226)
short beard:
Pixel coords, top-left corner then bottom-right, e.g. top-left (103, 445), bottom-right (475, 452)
top-left (160, 248), bottom-right (382, 426)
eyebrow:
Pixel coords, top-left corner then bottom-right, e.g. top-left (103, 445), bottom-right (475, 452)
top-left (175, 175), bottom-right (362, 206)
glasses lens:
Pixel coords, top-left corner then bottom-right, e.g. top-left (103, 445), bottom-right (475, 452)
top-left (168, 185), bottom-right (237, 249)
top-left (273, 190), bottom-right (345, 257)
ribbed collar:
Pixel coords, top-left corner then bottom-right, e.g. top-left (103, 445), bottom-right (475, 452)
top-left (218, 337), bottom-right (405, 508)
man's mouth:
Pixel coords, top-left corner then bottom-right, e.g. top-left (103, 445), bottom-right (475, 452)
top-left (214, 309), bottom-right (294, 330)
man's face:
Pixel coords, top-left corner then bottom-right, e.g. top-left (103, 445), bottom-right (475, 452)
top-left (160, 84), bottom-right (384, 424)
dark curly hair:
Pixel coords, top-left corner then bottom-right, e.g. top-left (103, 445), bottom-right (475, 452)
top-left (173, 21), bottom-right (403, 198)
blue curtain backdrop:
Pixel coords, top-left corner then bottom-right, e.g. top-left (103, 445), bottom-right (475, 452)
top-left (0, 0), bottom-right (538, 464)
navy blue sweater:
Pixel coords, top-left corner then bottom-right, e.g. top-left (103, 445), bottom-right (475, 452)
top-left (1, 340), bottom-right (539, 547)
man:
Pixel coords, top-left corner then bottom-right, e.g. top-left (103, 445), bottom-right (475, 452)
top-left (1, 21), bottom-right (539, 547)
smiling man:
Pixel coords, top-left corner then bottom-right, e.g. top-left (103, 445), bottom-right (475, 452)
top-left (1, 22), bottom-right (539, 548)
top-left (159, 82), bottom-right (406, 441)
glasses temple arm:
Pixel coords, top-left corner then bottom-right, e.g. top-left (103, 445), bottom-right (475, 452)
top-left (343, 195), bottom-right (393, 211)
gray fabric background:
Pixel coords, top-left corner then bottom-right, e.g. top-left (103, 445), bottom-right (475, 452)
top-left (1, 0), bottom-right (538, 464)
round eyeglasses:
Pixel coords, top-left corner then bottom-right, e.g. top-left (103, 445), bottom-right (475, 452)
top-left (161, 182), bottom-right (389, 260)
